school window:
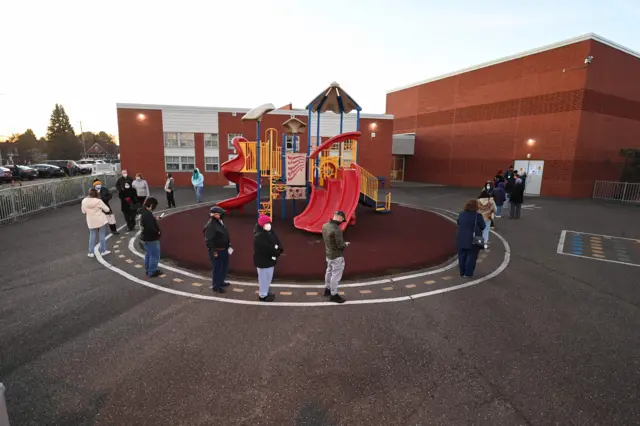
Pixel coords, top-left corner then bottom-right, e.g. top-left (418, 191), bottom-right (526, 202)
top-left (227, 133), bottom-right (243, 149)
top-left (164, 132), bottom-right (179, 148)
top-left (164, 132), bottom-right (194, 147)
top-left (205, 156), bottom-right (220, 172)
top-left (179, 132), bottom-right (195, 147)
top-left (285, 135), bottom-right (294, 152)
top-left (180, 156), bottom-right (195, 171)
top-left (165, 156), bottom-right (180, 171)
top-left (204, 133), bottom-right (219, 148)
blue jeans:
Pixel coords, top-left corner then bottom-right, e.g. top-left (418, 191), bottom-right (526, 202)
top-left (496, 205), bottom-right (503, 216)
top-left (458, 248), bottom-right (480, 277)
top-left (209, 249), bottom-right (229, 290)
top-left (194, 186), bottom-right (203, 202)
top-left (88, 225), bottom-right (107, 254)
top-left (483, 219), bottom-right (491, 244)
top-left (144, 240), bottom-right (161, 276)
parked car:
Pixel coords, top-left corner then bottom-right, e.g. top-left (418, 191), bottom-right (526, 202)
top-left (0, 166), bottom-right (13, 184)
top-left (47, 160), bottom-right (81, 176)
top-left (6, 165), bottom-right (38, 181)
top-left (31, 164), bottom-right (67, 178)
top-left (76, 159), bottom-right (96, 174)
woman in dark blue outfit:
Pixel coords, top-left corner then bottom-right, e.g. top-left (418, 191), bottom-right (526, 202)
top-left (456, 199), bottom-right (486, 278)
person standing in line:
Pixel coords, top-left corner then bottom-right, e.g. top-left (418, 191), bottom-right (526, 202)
top-left (504, 165), bottom-right (515, 207)
top-left (456, 199), bottom-right (485, 278)
top-left (93, 178), bottom-right (119, 235)
top-left (116, 170), bottom-right (137, 231)
top-left (204, 206), bottom-right (231, 293)
top-left (165, 172), bottom-right (176, 208)
top-left (192, 168), bottom-right (204, 203)
top-left (81, 188), bottom-right (112, 258)
top-left (509, 177), bottom-right (525, 219)
top-left (321, 211), bottom-right (350, 304)
top-left (253, 214), bottom-right (283, 302)
top-left (494, 170), bottom-right (505, 187)
top-left (132, 173), bottom-right (150, 206)
top-left (492, 182), bottom-right (506, 218)
top-left (477, 189), bottom-right (496, 249)
top-left (139, 197), bottom-right (163, 278)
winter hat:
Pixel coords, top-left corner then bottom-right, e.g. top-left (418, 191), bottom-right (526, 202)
top-left (258, 214), bottom-right (271, 228)
top-left (93, 179), bottom-right (102, 186)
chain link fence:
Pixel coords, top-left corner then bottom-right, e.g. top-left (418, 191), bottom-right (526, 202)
top-left (0, 174), bottom-right (119, 225)
top-left (593, 181), bottom-right (640, 204)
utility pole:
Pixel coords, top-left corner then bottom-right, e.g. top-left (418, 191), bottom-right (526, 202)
top-left (79, 121), bottom-right (86, 158)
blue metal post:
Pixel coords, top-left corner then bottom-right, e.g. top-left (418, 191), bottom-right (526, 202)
top-left (306, 107), bottom-right (312, 201)
top-left (315, 110), bottom-right (321, 185)
top-left (281, 133), bottom-right (286, 221)
top-left (292, 133), bottom-right (297, 215)
top-left (356, 108), bottom-right (361, 164)
top-left (256, 121), bottom-right (261, 217)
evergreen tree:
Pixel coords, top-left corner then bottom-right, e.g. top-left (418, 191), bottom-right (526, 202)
top-left (15, 129), bottom-right (39, 163)
top-left (46, 104), bottom-right (75, 140)
top-left (46, 104), bottom-right (81, 159)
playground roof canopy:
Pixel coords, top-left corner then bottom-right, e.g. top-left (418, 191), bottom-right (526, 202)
top-left (306, 82), bottom-right (361, 114)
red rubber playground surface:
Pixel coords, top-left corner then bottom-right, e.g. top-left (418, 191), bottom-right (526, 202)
top-left (158, 201), bottom-right (457, 281)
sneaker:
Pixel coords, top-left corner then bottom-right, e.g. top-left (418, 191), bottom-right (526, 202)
top-left (148, 270), bottom-right (162, 278)
top-left (212, 287), bottom-right (226, 294)
top-left (324, 288), bottom-right (331, 297)
top-left (112, 231), bottom-right (120, 235)
top-left (329, 294), bottom-right (346, 304)
top-left (101, 250), bottom-right (111, 256)
top-left (259, 294), bottom-right (276, 302)
top-left (463, 275), bottom-right (473, 279)
top-left (87, 253), bottom-right (95, 258)
top-left (483, 244), bottom-right (488, 250)
top-left (223, 281), bottom-right (231, 287)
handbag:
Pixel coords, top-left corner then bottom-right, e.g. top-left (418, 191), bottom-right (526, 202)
top-left (107, 213), bottom-right (116, 225)
top-left (472, 216), bottom-right (485, 248)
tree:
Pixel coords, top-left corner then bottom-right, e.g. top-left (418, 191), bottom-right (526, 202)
top-left (46, 104), bottom-right (75, 139)
top-left (77, 131), bottom-right (119, 157)
top-left (14, 129), bottom-right (39, 163)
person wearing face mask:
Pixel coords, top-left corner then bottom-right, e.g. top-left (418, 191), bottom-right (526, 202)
top-left (492, 182), bottom-right (506, 218)
top-left (191, 168), bottom-right (204, 203)
top-left (204, 206), bottom-right (232, 293)
top-left (132, 173), bottom-right (150, 206)
top-left (321, 211), bottom-right (350, 304)
top-left (477, 189), bottom-right (496, 248)
top-left (116, 170), bottom-right (137, 231)
top-left (93, 178), bottom-right (119, 235)
top-left (253, 214), bottom-right (284, 302)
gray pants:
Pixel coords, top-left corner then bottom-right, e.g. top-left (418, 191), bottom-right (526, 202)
top-left (509, 203), bottom-right (522, 219)
top-left (325, 257), bottom-right (345, 296)
top-left (257, 267), bottom-right (274, 298)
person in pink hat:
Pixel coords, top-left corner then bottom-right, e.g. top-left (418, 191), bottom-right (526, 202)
top-left (253, 214), bottom-right (284, 302)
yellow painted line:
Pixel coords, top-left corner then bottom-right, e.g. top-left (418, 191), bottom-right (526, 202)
top-left (405, 284), bottom-right (416, 289)
top-left (593, 254), bottom-right (606, 258)
top-left (114, 250), bottom-right (120, 254)
top-left (591, 249), bottom-right (604, 254)
top-left (134, 264), bottom-right (142, 269)
top-left (118, 255), bottom-right (125, 258)
top-left (280, 291), bottom-right (292, 296)
top-left (306, 291), bottom-right (318, 296)
top-left (113, 244), bottom-right (119, 248)
top-left (192, 282), bottom-right (203, 287)
top-left (382, 287), bottom-right (394, 291)
top-left (441, 276), bottom-right (454, 281)
top-left (232, 288), bottom-right (245, 293)
top-left (359, 290), bottom-right (372, 294)
top-left (125, 259), bottom-right (133, 264)
top-left (424, 280), bottom-right (436, 285)
top-left (159, 274), bottom-right (167, 278)
top-left (173, 278), bottom-right (183, 283)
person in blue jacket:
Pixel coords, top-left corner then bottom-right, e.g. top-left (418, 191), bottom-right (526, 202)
top-left (191, 168), bottom-right (204, 203)
top-left (456, 199), bottom-right (486, 278)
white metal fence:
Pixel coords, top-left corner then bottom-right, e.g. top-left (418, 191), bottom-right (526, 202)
top-left (592, 181), bottom-right (640, 204)
top-left (0, 174), bottom-right (118, 225)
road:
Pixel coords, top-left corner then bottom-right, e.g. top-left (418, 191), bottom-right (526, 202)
top-left (1, 186), bottom-right (639, 425)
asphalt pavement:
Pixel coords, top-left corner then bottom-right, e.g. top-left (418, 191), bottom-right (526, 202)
top-left (1, 186), bottom-right (639, 425)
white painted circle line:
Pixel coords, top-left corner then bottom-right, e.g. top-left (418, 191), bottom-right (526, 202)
top-left (96, 206), bottom-right (511, 307)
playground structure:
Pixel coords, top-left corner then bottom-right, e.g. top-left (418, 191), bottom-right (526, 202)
top-left (217, 83), bottom-right (391, 234)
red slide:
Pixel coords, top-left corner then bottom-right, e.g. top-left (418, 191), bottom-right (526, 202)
top-left (293, 131), bottom-right (362, 234)
top-left (217, 136), bottom-right (258, 212)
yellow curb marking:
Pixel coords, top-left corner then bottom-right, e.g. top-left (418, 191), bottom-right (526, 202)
top-left (593, 254), bottom-right (606, 258)
top-left (280, 291), bottom-right (292, 296)
top-left (159, 274), bottom-right (167, 278)
top-left (134, 264), bottom-right (142, 269)
top-left (173, 278), bottom-right (183, 283)
top-left (306, 292), bottom-right (318, 296)
top-left (233, 288), bottom-right (245, 293)
top-left (405, 284), bottom-right (416, 289)
top-left (118, 255), bottom-right (125, 258)
top-left (424, 280), bottom-right (436, 285)
top-left (382, 287), bottom-right (394, 291)
top-left (114, 250), bottom-right (120, 253)
top-left (192, 282), bottom-right (203, 287)
top-left (113, 245), bottom-right (119, 248)
top-left (441, 276), bottom-right (454, 281)
top-left (591, 249), bottom-right (604, 254)
top-left (359, 290), bottom-right (372, 294)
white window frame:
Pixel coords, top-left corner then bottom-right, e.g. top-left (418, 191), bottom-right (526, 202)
top-left (227, 133), bottom-right (243, 149)
top-left (204, 156), bottom-right (220, 172)
top-left (285, 135), bottom-right (294, 152)
top-left (164, 132), bottom-right (179, 148)
top-left (164, 132), bottom-right (195, 148)
top-left (180, 156), bottom-right (195, 171)
top-left (165, 156), bottom-right (180, 171)
top-left (204, 133), bottom-right (219, 148)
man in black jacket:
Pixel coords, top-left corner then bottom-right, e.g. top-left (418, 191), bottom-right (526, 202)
top-left (253, 214), bottom-right (283, 302)
top-left (509, 176), bottom-right (525, 219)
top-left (140, 197), bottom-right (163, 277)
top-left (204, 206), bottom-right (232, 293)
top-left (116, 170), bottom-right (137, 231)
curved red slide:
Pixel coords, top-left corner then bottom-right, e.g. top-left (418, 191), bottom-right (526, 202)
top-left (293, 131), bottom-right (362, 234)
top-left (216, 136), bottom-right (258, 212)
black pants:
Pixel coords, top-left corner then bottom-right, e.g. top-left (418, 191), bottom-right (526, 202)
top-left (457, 247), bottom-right (480, 277)
top-left (137, 196), bottom-right (146, 207)
top-left (121, 200), bottom-right (137, 230)
top-left (509, 203), bottom-right (522, 219)
top-left (166, 190), bottom-right (176, 207)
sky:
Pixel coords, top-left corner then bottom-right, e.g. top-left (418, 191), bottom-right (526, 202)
top-left (1, 0), bottom-right (639, 140)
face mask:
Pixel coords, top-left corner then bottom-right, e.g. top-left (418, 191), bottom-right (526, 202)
top-left (136, 177), bottom-right (141, 181)
top-left (95, 185), bottom-right (102, 190)
top-left (122, 173), bottom-right (128, 177)
top-left (486, 185), bottom-right (490, 190)
top-left (264, 223), bottom-right (272, 231)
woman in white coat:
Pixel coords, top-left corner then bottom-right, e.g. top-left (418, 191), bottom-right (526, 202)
top-left (81, 188), bottom-right (112, 258)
